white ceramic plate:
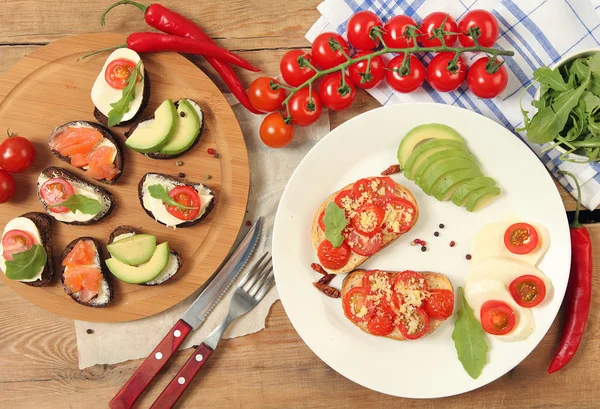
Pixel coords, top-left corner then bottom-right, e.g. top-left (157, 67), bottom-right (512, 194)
top-left (272, 103), bottom-right (570, 398)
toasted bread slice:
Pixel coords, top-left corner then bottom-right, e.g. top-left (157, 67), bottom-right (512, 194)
top-left (342, 269), bottom-right (454, 341)
top-left (37, 166), bottom-right (114, 225)
top-left (125, 99), bottom-right (204, 160)
top-left (48, 121), bottom-right (124, 185)
top-left (59, 237), bottom-right (113, 308)
top-left (93, 69), bottom-right (151, 127)
top-left (108, 225), bottom-right (182, 285)
top-left (138, 172), bottom-right (216, 228)
top-left (311, 178), bottom-right (418, 274)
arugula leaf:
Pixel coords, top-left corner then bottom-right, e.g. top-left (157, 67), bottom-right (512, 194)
top-left (107, 61), bottom-right (142, 127)
top-left (588, 53), bottom-right (600, 77)
top-left (56, 194), bottom-right (103, 215)
top-left (5, 244), bottom-right (47, 280)
top-left (148, 184), bottom-right (199, 210)
top-left (581, 91), bottom-right (600, 112)
top-left (323, 202), bottom-right (346, 248)
top-left (533, 66), bottom-right (572, 92)
top-left (452, 287), bottom-right (488, 379)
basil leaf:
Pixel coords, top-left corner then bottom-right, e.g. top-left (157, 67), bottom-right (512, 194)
top-left (533, 66), bottom-right (572, 92)
top-left (107, 61), bottom-right (143, 127)
top-left (5, 244), bottom-right (47, 280)
top-left (147, 184), bottom-right (199, 210)
top-left (452, 287), bottom-right (488, 379)
top-left (323, 202), bottom-right (346, 248)
top-left (55, 194), bottom-right (103, 215)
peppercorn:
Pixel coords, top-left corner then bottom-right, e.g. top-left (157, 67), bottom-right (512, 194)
top-left (421, 246), bottom-right (427, 252)
top-left (86, 329), bottom-right (94, 335)
top-left (178, 172), bottom-right (186, 178)
top-left (213, 153), bottom-right (220, 159)
top-left (466, 254), bottom-right (472, 260)
top-left (450, 241), bottom-right (456, 247)
top-left (434, 231), bottom-right (439, 237)
top-left (176, 160), bottom-right (183, 166)
top-left (180, 111), bottom-right (185, 117)
top-left (246, 220), bottom-right (252, 226)
top-left (207, 148), bottom-right (215, 155)
top-left (420, 240), bottom-right (427, 246)
top-left (439, 223), bottom-right (445, 229)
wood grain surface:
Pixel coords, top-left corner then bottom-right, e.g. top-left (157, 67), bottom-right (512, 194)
top-left (0, 1), bottom-right (597, 408)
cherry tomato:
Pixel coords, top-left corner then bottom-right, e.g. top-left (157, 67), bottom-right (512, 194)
top-left (0, 170), bottom-right (16, 204)
top-left (384, 198), bottom-right (416, 234)
top-left (504, 222), bottom-right (539, 255)
top-left (164, 186), bottom-right (201, 221)
top-left (423, 289), bottom-right (454, 320)
top-left (352, 177), bottom-right (395, 205)
top-left (288, 88), bottom-right (322, 126)
top-left (248, 77), bottom-right (286, 113)
top-left (319, 73), bottom-right (356, 111)
top-left (347, 10), bottom-right (382, 50)
top-left (362, 271), bottom-right (396, 315)
top-left (351, 203), bottom-right (385, 236)
top-left (346, 230), bottom-right (382, 256)
top-left (467, 57), bottom-right (508, 99)
top-left (509, 275), bottom-right (547, 308)
top-left (480, 300), bottom-right (516, 335)
top-left (458, 9), bottom-right (499, 48)
top-left (2, 229), bottom-right (35, 260)
top-left (367, 312), bottom-right (395, 336)
top-left (397, 306), bottom-right (430, 339)
top-left (343, 287), bottom-right (371, 323)
top-left (394, 270), bottom-right (428, 293)
top-left (317, 239), bottom-right (351, 270)
top-left (0, 136), bottom-right (36, 173)
top-left (311, 33), bottom-right (350, 69)
top-left (105, 58), bottom-right (138, 90)
top-left (382, 15), bottom-right (418, 48)
top-left (427, 52), bottom-right (467, 92)
top-left (280, 50), bottom-right (316, 87)
top-left (334, 189), bottom-right (354, 212)
top-left (40, 178), bottom-right (74, 213)
top-left (349, 51), bottom-right (385, 89)
top-left (418, 12), bottom-right (458, 47)
top-left (386, 54), bottom-right (426, 93)
top-left (260, 112), bottom-right (294, 148)
top-left (318, 210), bottom-right (326, 231)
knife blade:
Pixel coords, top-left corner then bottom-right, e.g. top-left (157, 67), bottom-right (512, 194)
top-left (180, 216), bottom-right (262, 329)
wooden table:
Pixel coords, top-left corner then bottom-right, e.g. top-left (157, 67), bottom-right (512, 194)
top-left (0, 1), bottom-right (598, 408)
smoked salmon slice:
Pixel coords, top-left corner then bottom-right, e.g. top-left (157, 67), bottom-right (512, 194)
top-left (62, 240), bottom-right (102, 298)
top-left (62, 239), bottom-right (96, 267)
top-left (49, 126), bottom-right (102, 157)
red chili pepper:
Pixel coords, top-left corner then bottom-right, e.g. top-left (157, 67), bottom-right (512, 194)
top-left (101, 0), bottom-right (261, 113)
top-left (548, 171), bottom-right (593, 374)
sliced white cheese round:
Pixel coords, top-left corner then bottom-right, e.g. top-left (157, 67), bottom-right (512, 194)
top-left (0, 217), bottom-right (44, 282)
top-left (145, 252), bottom-right (180, 285)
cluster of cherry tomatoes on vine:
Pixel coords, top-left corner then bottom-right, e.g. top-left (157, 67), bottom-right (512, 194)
top-left (249, 9), bottom-right (511, 148)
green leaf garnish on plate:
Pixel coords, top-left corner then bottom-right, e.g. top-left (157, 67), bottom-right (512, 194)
top-left (148, 184), bottom-right (198, 210)
top-left (107, 60), bottom-right (143, 127)
top-left (5, 244), bottom-right (47, 280)
top-left (55, 194), bottom-right (103, 215)
top-left (323, 202), bottom-right (346, 248)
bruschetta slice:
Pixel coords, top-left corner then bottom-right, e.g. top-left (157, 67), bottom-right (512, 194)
top-left (0, 212), bottom-right (54, 287)
top-left (37, 166), bottom-right (114, 225)
top-left (48, 121), bottom-right (124, 184)
top-left (60, 237), bottom-right (113, 308)
top-left (342, 269), bottom-right (454, 340)
top-left (311, 176), bottom-right (418, 274)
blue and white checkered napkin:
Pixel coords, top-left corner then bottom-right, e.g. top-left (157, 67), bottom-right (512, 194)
top-left (306, 0), bottom-right (600, 209)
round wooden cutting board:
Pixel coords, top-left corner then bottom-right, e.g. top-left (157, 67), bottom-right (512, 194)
top-left (0, 33), bottom-right (250, 322)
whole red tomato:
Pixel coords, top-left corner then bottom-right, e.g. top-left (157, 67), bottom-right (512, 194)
top-left (289, 88), bottom-right (323, 126)
top-left (458, 9), bottom-right (499, 48)
top-left (382, 15), bottom-right (418, 48)
top-left (427, 52), bottom-right (467, 92)
top-left (349, 51), bottom-right (385, 89)
top-left (418, 12), bottom-right (458, 47)
top-left (319, 73), bottom-right (357, 111)
top-left (260, 113), bottom-right (294, 148)
top-left (0, 170), bottom-right (16, 204)
top-left (347, 10), bottom-right (382, 50)
top-left (467, 57), bottom-right (508, 99)
top-left (0, 135), bottom-right (36, 173)
top-left (311, 32), bottom-right (350, 69)
top-left (248, 77), bottom-right (286, 113)
top-left (385, 55), bottom-right (426, 93)
top-left (280, 50), bottom-right (316, 87)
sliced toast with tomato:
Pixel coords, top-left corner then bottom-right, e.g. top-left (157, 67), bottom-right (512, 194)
top-left (59, 237), bottom-right (113, 308)
top-left (342, 269), bottom-right (454, 341)
top-left (311, 177), bottom-right (418, 274)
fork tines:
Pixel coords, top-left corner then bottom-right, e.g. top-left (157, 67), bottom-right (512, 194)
top-left (238, 252), bottom-right (274, 300)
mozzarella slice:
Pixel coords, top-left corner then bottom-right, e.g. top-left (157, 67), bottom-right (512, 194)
top-left (470, 221), bottom-right (550, 266)
top-left (0, 217), bottom-right (44, 282)
top-left (468, 256), bottom-right (553, 294)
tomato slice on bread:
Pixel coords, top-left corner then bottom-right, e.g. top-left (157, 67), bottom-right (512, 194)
top-left (164, 186), bottom-right (201, 221)
top-left (423, 289), bottom-right (454, 320)
top-left (509, 275), bottom-right (546, 308)
top-left (346, 230), bottom-right (383, 256)
top-left (480, 300), bottom-right (516, 335)
top-left (318, 211), bottom-right (326, 231)
top-left (334, 190), bottom-right (354, 213)
top-left (397, 305), bottom-right (430, 339)
top-left (105, 58), bottom-right (138, 90)
top-left (351, 203), bottom-right (385, 236)
top-left (317, 240), bottom-right (351, 270)
top-left (504, 222), bottom-right (539, 255)
top-left (384, 198), bottom-right (416, 234)
top-left (352, 177), bottom-right (395, 205)
top-left (40, 178), bottom-right (74, 213)
top-left (367, 312), bottom-right (395, 336)
top-left (394, 270), bottom-right (428, 293)
top-left (2, 229), bottom-right (35, 260)
top-left (343, 287), bottom-right (371, 323)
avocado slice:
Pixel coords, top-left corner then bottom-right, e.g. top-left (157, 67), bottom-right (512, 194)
top-left (419, 157), bottom-right (479, 195)
top-left (451, 176), bottom-right (496, 206)
top-left (106, 242), bottom-right (170, 284)
top-left (107, 234), bottom-right (157, 266)
top-left (431, 167), bottom-right (483, 201)
top-left (465, 186), bottom-right (501, 212)
top-left (158, 99), bottom-right (202, 156)
top-left (125, 99), bottom-right (177, 153)
top-left (414, 148), bottom-right (476, 187)
top-left (397, 123), bottom-right (464, 169)
top-left (404, 139), bottom-right (467, 180)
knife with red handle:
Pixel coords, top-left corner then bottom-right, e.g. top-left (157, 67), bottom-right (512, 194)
top-left (109, 217), bottom-right (262, 409)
